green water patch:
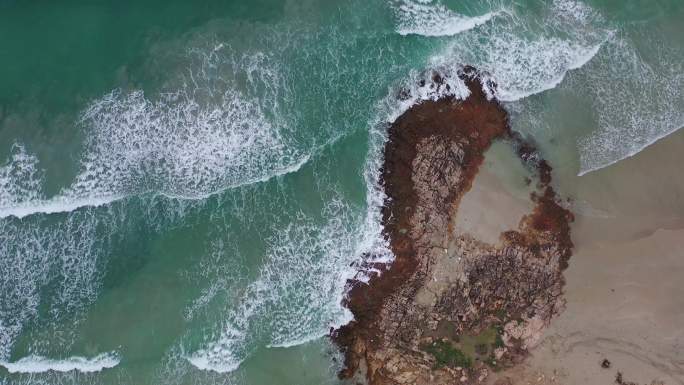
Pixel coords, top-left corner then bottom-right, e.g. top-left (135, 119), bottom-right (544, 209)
top-left (0, 0), bottom-right (286, 112)
top-left (423, 324), bottom-right (505, 371)
top-left (423, 340), bottom-right (472, 369)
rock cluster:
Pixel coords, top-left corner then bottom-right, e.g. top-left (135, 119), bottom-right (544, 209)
top-left (332, 68), bottom-right (573, 385)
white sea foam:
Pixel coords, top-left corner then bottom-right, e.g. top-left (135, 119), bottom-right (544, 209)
top-left (427, 0), bottom-right (609, 103)
top-left (185, 55), bottom-right (475, 374)
top-left (183, 57), bottom-right (464, 372)
top-left (73, 83), bottom-right (302, 200)
top-left (0, 195), bottom-right (124, 219)
top-left (490, 0), bottom-right (684, 175)
top-left (0, 144), bottom-right (44, 208)
top-left (0, 47), bottom-right (307, 220)
top-left (0, 158), bottom-right (310, 220)
top-left (402, 0), bottom-right (684, 175)
top-left (0, 142), bottom-right (113, 219)
top-left (384, 66), bottom-right (472, 124)
top-left (478, 39), bottom-right (605, 102)
top-left (392, 0), bottom-right (497, 37)
top-left (389, 0), bottom-right (610, 103)
top-left (0, 211), bottom-right (106, 361)
top-left (574, 35), bottom-right (684, 175)
top-left (0, 352), bottom-right (119, 374)
top-left (186, 199), bottom-right (367, 372)
top-left (399, 0), bottom-right (684, 177)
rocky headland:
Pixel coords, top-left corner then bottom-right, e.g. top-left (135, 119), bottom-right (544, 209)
top-left (332, 67), bottom-right (574, 385)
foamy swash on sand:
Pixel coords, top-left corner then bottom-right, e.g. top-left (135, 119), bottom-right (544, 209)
top-left (575, 35), bottom-right (684, 175)
top-left (0, 352), bottom-right (120, 374)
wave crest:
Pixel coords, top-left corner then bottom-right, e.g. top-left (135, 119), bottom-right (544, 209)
top-left (392, 0), bottom-right (497, 37)
top-left (428, 0), bottom-right (609, 102)
top-left (0, 352), bottom-right (120, 374)
top-left (0, 47), bottom-right (308, 219)
top-left (185, 199), bottom-right (365, 372)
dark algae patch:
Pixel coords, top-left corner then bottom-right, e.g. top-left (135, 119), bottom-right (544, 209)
top-left (423, 340), bottom-right (472, 369)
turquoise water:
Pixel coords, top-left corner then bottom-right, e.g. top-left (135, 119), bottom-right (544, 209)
top-left (0, 1), bottom-right (683, 384)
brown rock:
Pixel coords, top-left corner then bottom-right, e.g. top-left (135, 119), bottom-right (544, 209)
top-left (331, 67), bottom-right (573, 385)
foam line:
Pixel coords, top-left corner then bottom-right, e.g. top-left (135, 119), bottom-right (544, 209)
top-left (0, 154), bottom-right (310, 219)
top-left (158, 154), bottom-right (311, 201)
top-left (496, 41), bottom-right (604, 102)
top-left (0, 195), bottom-right (124, 220)
top-left (392, 0), bottom-right (497, 37)
top-left (185, 354), bottom-right (240, 374)
top-left (578, 124), bottom-right (684, 176)
top-left (0, 352), bottom-right (120, 374)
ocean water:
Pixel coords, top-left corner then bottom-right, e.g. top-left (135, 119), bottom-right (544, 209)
top-left (0, 0), bottom-right (682, 384)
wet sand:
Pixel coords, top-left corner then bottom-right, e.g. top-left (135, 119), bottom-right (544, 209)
top-left (475, 129), bottom-right (684, 385)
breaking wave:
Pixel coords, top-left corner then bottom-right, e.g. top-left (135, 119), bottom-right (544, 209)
top-left (0, 144), bottom-right (44, 209)
top-left (398, 0), bottom-right (684, 173)
top-left (183, 56), bottom-right (478, 373)
top-left (426, 0), bottom-right (609, 102)
top-left (184, 159), bottom-right (396, 373)
top-left (0, 195), bottom-right (125, 220)
top-left (186, 199), bottom-right (366, 372)
top-left (0, 212), bottom-right (106, 361)
top-left (386, 66), bottom-right (473, 122)
top-left (0, 48), bottom-right (308, 220)
top-left (0, 352), bottom-right (119, 374)
top-left (392, 0), bottom-right (497, 37)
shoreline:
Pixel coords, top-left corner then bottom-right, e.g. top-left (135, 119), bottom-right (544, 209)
top-left (491, 127), bottom-right (684, 385)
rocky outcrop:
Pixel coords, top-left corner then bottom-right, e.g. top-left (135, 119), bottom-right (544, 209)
top-left (332, 68), bottom-right (573, 385)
